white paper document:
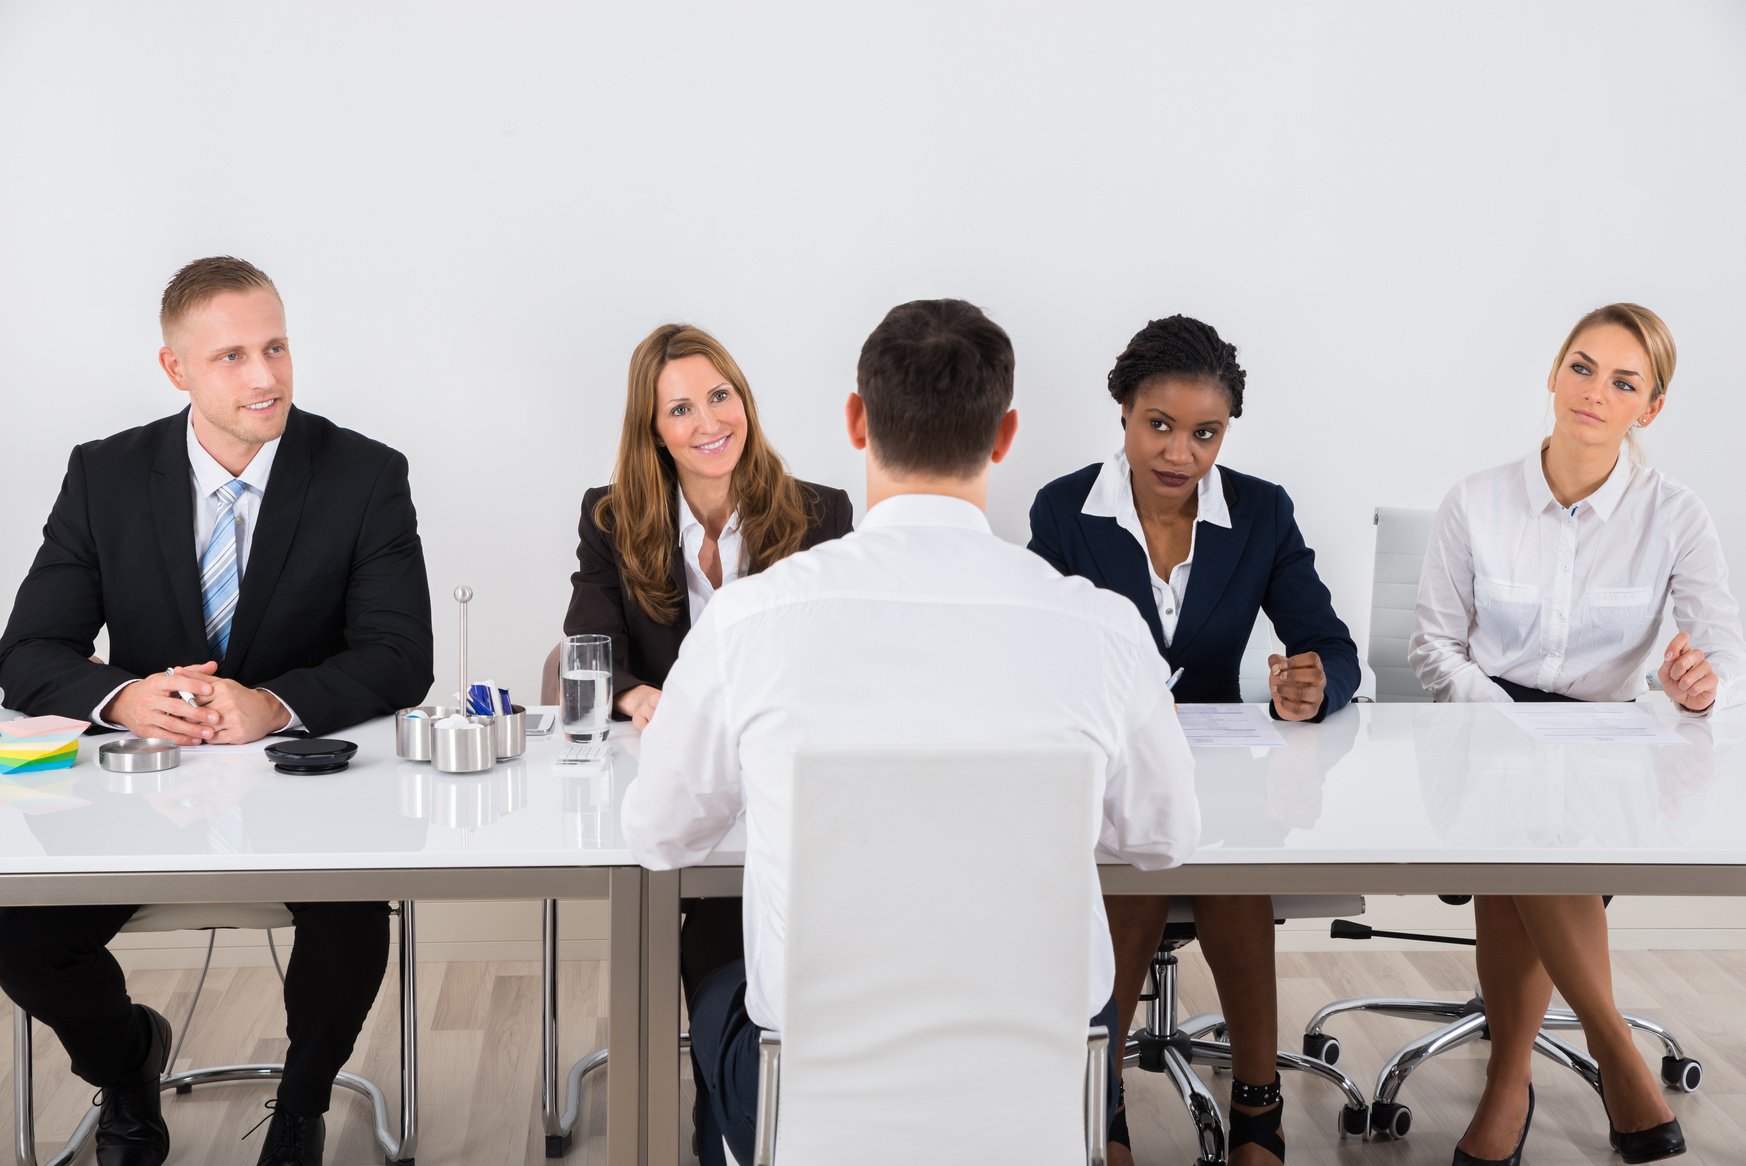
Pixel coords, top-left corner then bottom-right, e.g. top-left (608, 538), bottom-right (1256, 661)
top-left (1494, 702), bottom-right (1689, 746)
top-left (1176, 703), bottom-right (1287, 749)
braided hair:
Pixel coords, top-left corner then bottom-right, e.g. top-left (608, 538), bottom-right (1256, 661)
top-left (1106, 315), bottom-right (1246, 418)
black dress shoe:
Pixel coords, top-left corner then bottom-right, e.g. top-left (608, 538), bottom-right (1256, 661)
top-left (250, 1102), bottom-right (326, 1166)
top-left (95, 1004), bottom-right (172, 1166)
top-left (1451, 1084), bottom-right (1533, 1166)
top-left (1601, 1081), bottom-right (1686, 1164)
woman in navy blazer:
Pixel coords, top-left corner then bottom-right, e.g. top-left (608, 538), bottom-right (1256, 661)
top-left (1029, 315), bottom-right (1359, 1166)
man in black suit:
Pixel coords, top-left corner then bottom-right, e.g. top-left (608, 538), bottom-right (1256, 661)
top-left (0, 256), bottom-right (433, 1166)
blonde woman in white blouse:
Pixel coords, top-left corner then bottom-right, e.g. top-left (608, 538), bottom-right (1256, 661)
top-left (1410, 303), bottom-right (1743, 1166)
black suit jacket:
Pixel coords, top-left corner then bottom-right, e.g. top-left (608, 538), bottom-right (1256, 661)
top-left (0, 407), bottom-right (434, 736)
top-left (1028, 462), bottom-right (1359, 719)
top-left (563, 480), bottom-right (854, 699)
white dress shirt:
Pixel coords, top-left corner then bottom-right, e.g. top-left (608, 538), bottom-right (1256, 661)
top-left (92, 419), bottom-right (298, 727)
top-left (1410, 445), bottom-right (1744, 712)
top-left (1081, 451), bottom-right (1230, 645)
top-left (677, 488), bottom-right (744, 627)
top-left (622, 493), bottom-right (1202, 1031)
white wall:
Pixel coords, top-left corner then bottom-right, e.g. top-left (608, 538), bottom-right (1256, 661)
top-left (4, 1), bottom-right (1745, 703)
top-left (4, 3), bottom-right (1746, 955)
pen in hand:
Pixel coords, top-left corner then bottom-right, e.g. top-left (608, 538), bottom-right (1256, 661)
top-left (164, 667), bottom-right (200, 710)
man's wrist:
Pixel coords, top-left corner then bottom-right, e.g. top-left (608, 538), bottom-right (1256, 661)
top-left (257, 687), bottom-right (298, 733)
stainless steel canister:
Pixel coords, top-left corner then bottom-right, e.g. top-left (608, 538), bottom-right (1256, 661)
top-left (395, 705), bottom-right (460, 761)
top-left (490, 705), bottom-right (526, 760)
top-left (431, 717), bottom-right (494, 774)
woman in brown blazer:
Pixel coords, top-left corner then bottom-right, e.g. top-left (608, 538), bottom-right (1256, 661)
top-left (564, 322), bottom-right (853, 726)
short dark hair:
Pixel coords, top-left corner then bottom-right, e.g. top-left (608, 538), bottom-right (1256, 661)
top-left (856, 299), bottom-right (1015, 478)
top-left (1107, 315), bottom-right (1246, 418)
top-left (160, 255), bottom-right (279, 339)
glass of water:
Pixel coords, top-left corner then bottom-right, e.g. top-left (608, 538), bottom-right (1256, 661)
top-left (560, 634), bottom-right (613, 741)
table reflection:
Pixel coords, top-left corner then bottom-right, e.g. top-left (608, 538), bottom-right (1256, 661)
top-left (1411, 704), bottom-right (1740, 850)
top-left (1192, 705), bottom-right (1359, 847)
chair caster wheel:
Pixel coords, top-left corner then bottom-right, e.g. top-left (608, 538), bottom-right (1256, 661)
top-left (1371, 1100), bottom-right (1412, 1140)
top-left (1339, 1104), bottom-right (1369, 1138)
top-left (1661, 1055), bottom-right (1702, 1092)
top-left (1302, 1032), bottom-right (1341, 1065)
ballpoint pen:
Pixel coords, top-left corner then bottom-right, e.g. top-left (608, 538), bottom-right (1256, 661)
top-left (1166, 666), bottom-right (1185, 690)
top-left (164, 667), bottom-right (199, 710)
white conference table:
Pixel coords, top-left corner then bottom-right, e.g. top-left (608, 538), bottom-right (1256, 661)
top-left (0, 711), bottom-right (647, 1166)
top-left (6, 698), bottom-right (1743, 1164)
top-left (637, 696), bottom-right (1746, 1162)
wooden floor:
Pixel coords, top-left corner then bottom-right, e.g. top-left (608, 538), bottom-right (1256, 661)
top-left (2, 951), bottom-right (1741, 1164)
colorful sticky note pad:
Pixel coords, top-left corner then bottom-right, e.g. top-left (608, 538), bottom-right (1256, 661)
top-left (0, 715), bottom-right (88, 774)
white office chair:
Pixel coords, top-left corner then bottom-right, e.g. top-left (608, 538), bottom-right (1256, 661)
top-left (1301, 506), bottom-right (1702, 1140)
top-left (12, 902), bottom-right (419, 1166)
top-left (733, 745), bottom-right (1113, 1166)
top-left (1366, 506), bottom-right (1435, 703)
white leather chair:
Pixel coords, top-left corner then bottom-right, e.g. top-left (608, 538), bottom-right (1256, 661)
top-left (12, 901), bottom-right (419, 1166)
top-left (732, 745), bottom-right (1113, 1166)
top-left (1302, 506), bottom-right (1702, 1140)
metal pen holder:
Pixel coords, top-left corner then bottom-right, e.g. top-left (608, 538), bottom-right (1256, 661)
top-left (490, 705), bottom-right (526, 760)
top-left (431, 717), bottom-right (495, 774)
top-left (395, 706), bottom-right (461, 762)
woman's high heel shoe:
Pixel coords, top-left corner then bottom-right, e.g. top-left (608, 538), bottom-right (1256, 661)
top-left (1600, 1078), bottom-right (1686, 1164)
top-left (1451, 1084), bottom-right (1533, 1166)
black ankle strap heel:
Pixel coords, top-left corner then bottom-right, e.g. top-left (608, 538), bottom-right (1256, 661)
top-left (1229, 1074), bottom-right (1285, 1160)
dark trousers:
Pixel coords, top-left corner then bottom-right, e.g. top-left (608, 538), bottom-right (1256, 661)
top-left (0, 901), bottom-right (389, 1115)
top-left (679, 904), bottom-right (1122, 1166)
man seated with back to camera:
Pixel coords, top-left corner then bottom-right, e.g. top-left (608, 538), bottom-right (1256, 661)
top-left (620, 297), bottom-right (1202, 1164)
top-left (0, 256), bottom-right (434, 1166)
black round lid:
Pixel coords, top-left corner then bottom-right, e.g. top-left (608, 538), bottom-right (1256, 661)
top-left (263, 738), bottom-right (358, 775)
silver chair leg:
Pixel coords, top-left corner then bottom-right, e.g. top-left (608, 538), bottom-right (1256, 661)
top-left (1158, 1039), bottom-right (1226, 1165)
top-left (166, 930), bottom-right (218, 1083)
top-left (1086, 1027), bottom-right (1109, 1166)
top-left (266, 928), bottom-right (287, 985)
top-left (14, 1003), bottom-right (42, 1166)
top-left (1532, 1029), bottom-right (1602, 1092)
top-left (1373, 1011), bottom-right (1490, 1106)
top-left (751, 1033), bottom-right (782, 1166)
top-left (1305, 995), bottom-right (1477, 1037)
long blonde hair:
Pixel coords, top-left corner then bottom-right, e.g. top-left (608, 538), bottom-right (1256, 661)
top-left (594, 324), bottom-right (811, 625)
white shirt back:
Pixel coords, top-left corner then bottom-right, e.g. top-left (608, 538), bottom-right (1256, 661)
top-left (1410, 446), bottom-right (1744, 710)
top-left (622, 493), bottom-right (1201, 1031)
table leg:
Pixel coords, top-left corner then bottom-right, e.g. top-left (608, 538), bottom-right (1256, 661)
top-left (643, 869), bottom-right (682, 1166)
top-left (608, 868), bottom-right (644, 1166)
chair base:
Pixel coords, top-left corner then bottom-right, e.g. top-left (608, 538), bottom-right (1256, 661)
top-left (13, 901), bottom-right (419, 1166)
top-left (1302, 993), bottom-right (1702, 1142)
top-left (1127, 946), bottom-right (1370, 1165)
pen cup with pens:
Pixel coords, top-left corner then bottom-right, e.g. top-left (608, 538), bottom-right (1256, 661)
top-left (395, 585), bottom-right (526, 774)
